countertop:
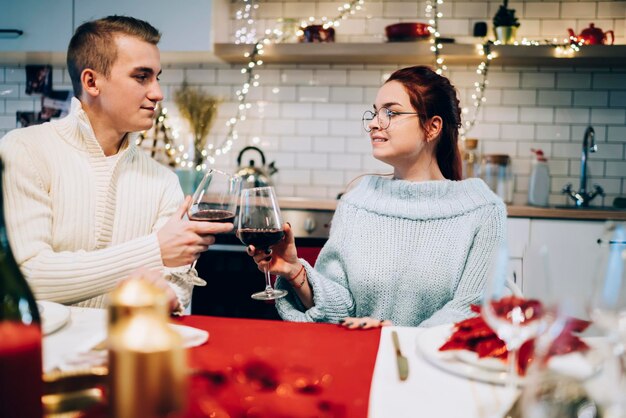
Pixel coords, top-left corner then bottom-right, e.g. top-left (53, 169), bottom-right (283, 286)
top-left (279, 198), bottom-right (626, 221)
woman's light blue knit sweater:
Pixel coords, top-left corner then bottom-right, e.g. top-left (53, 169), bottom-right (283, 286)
top-left (275, 175), bottom-right (507, 327)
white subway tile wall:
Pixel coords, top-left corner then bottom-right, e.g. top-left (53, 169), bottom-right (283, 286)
top-left (1, 0), bottom-right (625, 205)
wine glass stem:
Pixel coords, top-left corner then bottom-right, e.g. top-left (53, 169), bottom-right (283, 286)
top-left (263, 266), bottom-right (274, 295)
top-left (507, 346), bottom-right (519, 390)
top-left (187, 259), bottom-right (198, 274)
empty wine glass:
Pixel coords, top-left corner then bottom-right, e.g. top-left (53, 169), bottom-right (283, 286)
top-left (187, 169), bottom-right (241, 272)
top-left (589, 222), bottom-right (626, 415)
top-left (590, 222), bottom-right (626, 341)
top-left (519, 248), bottom-right (599, 418)
top-left (238, 186), bottom-right (288, 301)
top-left (482, 244), bottom-right (546, 388)
top-left (523, 245), bottom-right (577, 343)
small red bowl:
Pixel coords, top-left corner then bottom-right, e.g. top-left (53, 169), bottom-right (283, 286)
top-left (385, 22), bottom-right (431, 42)
top-left (298, 25), bottom-right (335, 43)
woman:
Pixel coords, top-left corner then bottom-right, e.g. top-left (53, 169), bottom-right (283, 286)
top-left (247, 65), bottom-right (507, 328)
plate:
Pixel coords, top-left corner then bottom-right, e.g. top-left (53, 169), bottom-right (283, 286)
top-left (414, 325), bottom-right (602, 386)
top-left (38, 301), bottom-right (71, 335)
top-left (415, 324), bottom-right (515, 386)
top-left (455, 349), bottom-right (507, 372)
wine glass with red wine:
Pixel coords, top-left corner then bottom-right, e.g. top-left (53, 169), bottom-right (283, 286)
top-left (187, 169), bottom-right (241, 271)
top-left (238, 186), bottom-right (288, 301)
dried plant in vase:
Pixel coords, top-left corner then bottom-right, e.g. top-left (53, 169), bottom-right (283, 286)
top-left (174, 82), bottom-right (220, 168)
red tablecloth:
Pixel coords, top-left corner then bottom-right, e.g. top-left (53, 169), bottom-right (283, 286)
top-left (177, 316), bottom-right (381, 418)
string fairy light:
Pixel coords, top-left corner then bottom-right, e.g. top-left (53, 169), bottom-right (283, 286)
top-left (423, 0), bottom-right (585, 139)
top-left (425, 0), bottom-right (488, 138)
top-left (234, 0), bottom-right (259, 45)
top-left (426, 0), bottom-right (446, 75)
top-left (174, 0), bottom-right (587, 167)
top-left (202, 0), bottom-right (365, 165)
top-left (460, 42), bottom-right (496, 140)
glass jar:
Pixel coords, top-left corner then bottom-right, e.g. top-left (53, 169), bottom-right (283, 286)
top-left (461, 138), bottom-right (480, 179)
top-left (481, 154), bottom-right (513, 203)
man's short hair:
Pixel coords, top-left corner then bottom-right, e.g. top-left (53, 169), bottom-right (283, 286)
top-left (67, 15), bottom-right (161, 98)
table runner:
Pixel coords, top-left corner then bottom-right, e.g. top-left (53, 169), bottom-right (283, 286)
top-left (177, 316), bottom-right (381, 417)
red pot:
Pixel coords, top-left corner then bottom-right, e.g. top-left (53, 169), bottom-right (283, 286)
top-left (385, 22), bottom-right (431, 42)
top-left (568, 23), bottom-right (614, 45)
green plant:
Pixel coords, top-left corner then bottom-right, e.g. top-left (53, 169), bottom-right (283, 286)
top-left (493, 0), bottom-right (520, 27)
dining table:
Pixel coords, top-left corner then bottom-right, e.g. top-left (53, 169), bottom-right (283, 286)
top-left (42, 307), bottom-right (615, 418)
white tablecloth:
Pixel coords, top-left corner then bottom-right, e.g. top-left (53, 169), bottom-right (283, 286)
top-left (43, 307), bottom-right (209, 373)
top-left (369, 325), bottom-right (622, 418)
top-left (369, 326), bottom-right (518, 418)
top-left (42, 307), bottom-right (106, 373)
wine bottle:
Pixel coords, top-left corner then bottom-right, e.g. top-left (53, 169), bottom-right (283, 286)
top-left (0, 158), bottom-right (43, 418)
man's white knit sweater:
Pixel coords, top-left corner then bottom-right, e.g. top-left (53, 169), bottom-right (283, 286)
top-left (275, 175), bottom-right (507, 327)
top-left (0, 98), bottom-right (203, 310)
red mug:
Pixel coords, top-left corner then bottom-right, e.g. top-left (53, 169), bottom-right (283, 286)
top-left (385, 22), bottom-right (430, 41)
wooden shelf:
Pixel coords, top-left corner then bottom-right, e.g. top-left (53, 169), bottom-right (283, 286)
top-left (3, 44), bottom-right (625, 67)
top-left (215, 43), bottom-right (626, 67)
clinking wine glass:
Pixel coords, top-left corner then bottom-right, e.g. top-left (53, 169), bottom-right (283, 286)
top-left (187, 169), bottom-right (241, 272)
top-left (238, 186), bottom-right (288, 301)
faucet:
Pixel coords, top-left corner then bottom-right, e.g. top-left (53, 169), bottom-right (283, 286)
top-left (562, 126), bottom-right (605, 207)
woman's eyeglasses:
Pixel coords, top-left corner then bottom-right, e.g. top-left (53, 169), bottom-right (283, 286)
top-left (361, 107), bottom-right (420, 132)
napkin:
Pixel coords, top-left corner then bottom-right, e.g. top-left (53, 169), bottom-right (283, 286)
top-left (170, 323), bottom-right (209, 348)
top-left (438, 301), bottom-right (590, 375)
top-left (44, 307), bottom-right (209, 372)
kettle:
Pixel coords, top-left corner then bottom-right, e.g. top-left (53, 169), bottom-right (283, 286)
top-left (568, 23), bottom-right (614, 45)
top-left (235, 146), bottom-right (278, 188)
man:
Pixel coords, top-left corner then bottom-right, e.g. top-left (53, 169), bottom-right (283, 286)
top-left (0, 16), bottom-right (230, 314)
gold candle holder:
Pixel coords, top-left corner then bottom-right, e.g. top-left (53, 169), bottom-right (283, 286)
top-left (107, 279), bottom-right (187, 418)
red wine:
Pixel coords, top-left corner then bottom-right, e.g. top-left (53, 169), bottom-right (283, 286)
top-left (190, 209), bottom-right (235, 223)
top-left (238, 228), bottom-right (285, 250)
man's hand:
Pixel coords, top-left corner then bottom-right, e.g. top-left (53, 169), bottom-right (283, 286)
top-left (157, 196), bottom-right (233, 267)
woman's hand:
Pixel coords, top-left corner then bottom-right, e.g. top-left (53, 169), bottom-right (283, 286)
top-left (244, 223), bottom-right (301, 279)
top-left (339, 317), bottom-right (393, 330)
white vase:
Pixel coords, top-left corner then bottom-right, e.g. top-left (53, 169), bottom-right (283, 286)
top-left (494, 26), bottom-right (518, 45)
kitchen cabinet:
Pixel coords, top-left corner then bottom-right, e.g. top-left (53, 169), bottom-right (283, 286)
top-left (0, 0), bottom-right (228, 63)
top-left (507, 218), bottom-right (530, 290)
top-left (0, 0), bottom-right (73, 52)
top-left (523, 219), bottom-right (608, 317)
top-left (74, 0), bottom-right (228, 52)
top-left (215, 43), bottom-right (626, 67)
